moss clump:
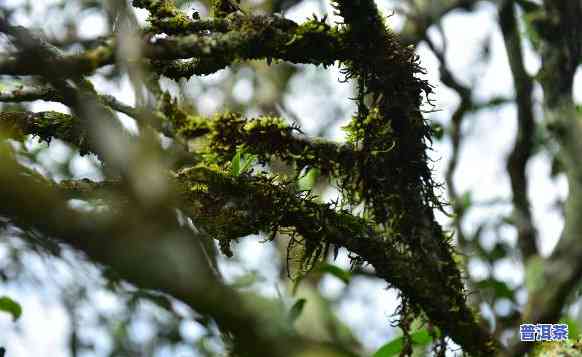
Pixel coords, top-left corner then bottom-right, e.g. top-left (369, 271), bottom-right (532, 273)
top-left (0, 111), bottom-right (91, 155)
top-left (174, 111), bottom-right (359, 179)
top-left (212, 0), bottom-right (242, 18)
top-left (531, 339), bottom-right (582, 356)
top-left (175, 164), bottom-right (349, 272)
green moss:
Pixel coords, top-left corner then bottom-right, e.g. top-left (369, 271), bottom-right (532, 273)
top-left (0, 111), bottom-right (91, 154)
top-left (212, 0), bottom-right (242, 18)
top-left (117, 2), bottom-right (495, 352)
top-left (175, 164), bottom-right (363, 274)
top-left (277, 17), bottom-right (345, 66)
top-left (531, 339), bottom-right (582, 356)
top-left (173, 111), bottom-right (356, 178)
top-left (71, 44), bottom-right (115, 73)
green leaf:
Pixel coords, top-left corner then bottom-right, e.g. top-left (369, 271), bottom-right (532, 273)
top-left (373, 338), bottom-right (404, 357)
top-left (373, 329), bottom-right (435, 357)
top-left (229, 271), bottom-right (264, 289)
top-left (239, 154), bottom-right (257, 175)
top-left (459, 191), bottom-right (472, 212)
top-left (319, 264), bottom-right (352, 284)
top-left (231, 147), bottom-right (257, 177)
top-left (289, 298), bottom-right (307, 323)
top-left (475, 278), bottom-right (515, 301)
top-left (410, 329), bottom-right (433, 344)
top-left (560, 317), bottom-right (580, 339)
top-left (298, 168), bottom-right (320, 191)
top-left (230, 149), bottom-right (242, 177)
top-left (0, 296), bottom-right (22, 321)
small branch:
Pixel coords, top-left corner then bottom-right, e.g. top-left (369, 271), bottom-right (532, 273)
top-left (400, 0), bottom-right (500, 46)
top-left (0, 81), bottom-right (142, 118)
top-left (132, 0), bottom-right (229, 35)
top-left (0, 111), bottom-right (93, 155)
top-left (0, 81), bottom-right (62, 103)
top-left (499, 0), bottom-right (538, 261)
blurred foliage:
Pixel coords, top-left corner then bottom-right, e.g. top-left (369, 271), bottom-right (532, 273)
top-left (0, 296), bottom-right (22, 321)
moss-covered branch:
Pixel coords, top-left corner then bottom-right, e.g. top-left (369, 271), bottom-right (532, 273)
top-left (132, 0), bottom-right (229, 34)
top-left (0, 2), bottom-right (501, 355)
top-left (329, 0), bottom-right (496, 354)
top-left (0, 111), bottom-right (93, 154)
top-left (0, 153), bottom-right (355, 357)
top-left (0, 82), bottom-right (148, 121)
top-left (55, 163), bottom-right (494, 357)
top-left (176, 165), bottom-right (494, 356)
top-left (170, 111), bottom-right (355, 176)
top-left (0, 15), bottom-right (345, 78)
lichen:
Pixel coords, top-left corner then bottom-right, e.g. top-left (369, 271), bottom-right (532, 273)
top-left (0, 111), bottom-right (91, 155)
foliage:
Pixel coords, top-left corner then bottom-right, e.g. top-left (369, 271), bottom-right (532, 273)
top-left (0, 296), bottom-right (22, 321)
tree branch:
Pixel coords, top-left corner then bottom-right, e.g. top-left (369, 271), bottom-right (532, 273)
top-left (0, 14), bottom-right (346, 78)
top-left (498, 0), bottom-right (538, 261)
top-left (507, 0), bottom-right (582, 355)
top-left (0, 152), bottom-right (355, 357)
top-left (324, 1), bottom-right (497, 354)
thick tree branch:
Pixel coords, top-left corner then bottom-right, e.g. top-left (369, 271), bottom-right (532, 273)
top-left (0, 1), bottom-right (512, 355)
top-left (55, 162), bottom-right (497, 357)
top-left (0, 153), bottom-right (355, 357)
top-left (327, 1), bottom-right (497, 354)
top-left (0, 14), bottom-right (345, 78)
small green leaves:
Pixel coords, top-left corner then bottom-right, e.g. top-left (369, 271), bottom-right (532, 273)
top-left (229, 271), bottom-right (265, 289)
top-left (231, 149), bottom-right (241, 176)
top-left (289, 298), bottom-right (307, 323)
top-left (298, 167), bottom-right (320, 191)
top-left (230, 146), bottom-right (257, 177)
top-left (458, 191), bottom-right (473, 213)
top-left (0, 296), bottom-right (22, 321)
top-left (560, 317), bottom-right (580, 339)
top-left (318, 263), bottom-right (352, 284)
top-left (292, 263), bottom-right (352, 295)
top-left (373, 329), bottom-right (435, 357)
